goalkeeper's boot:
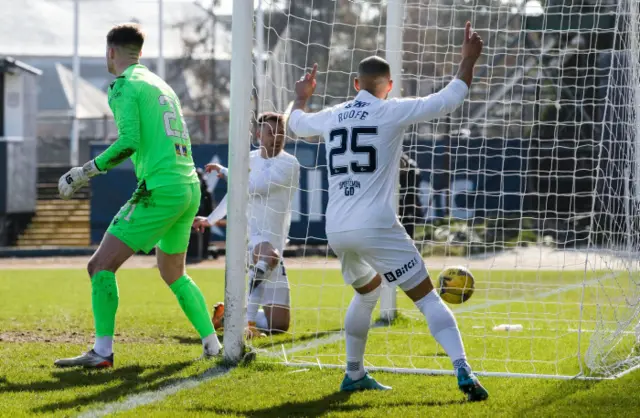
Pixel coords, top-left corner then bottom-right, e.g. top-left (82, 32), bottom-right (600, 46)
top-left (456, 367), bottom-right (489, 402)
top-left (212, 302), bottom-right (224, 333)
top-left (245, 322), bottom-right (266, 339)
top-left (340, 373), bottom-right (392, 392)
top-left (54, 349), bottom-right (113, 369)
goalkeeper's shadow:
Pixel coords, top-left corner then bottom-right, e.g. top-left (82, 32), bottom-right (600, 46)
top-left (13, 360), bottom-right (195, 414)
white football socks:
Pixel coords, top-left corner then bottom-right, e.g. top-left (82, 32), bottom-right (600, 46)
top-left (345, 286), bottom-right (381, 381)
top-left (415, 289), bottom-right (469, 371)
top-left (246, 260), bottom-right (272, 324)
top-left (255, 309), bottom-right (269, 330)
top-left (202, 333), bottom-right (222, 356)
top-left (93, 336), bottom-right (113, 357)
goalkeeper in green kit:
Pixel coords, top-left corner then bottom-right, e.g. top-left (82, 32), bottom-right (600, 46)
top-left (55, 23), bottom-right (221, 368)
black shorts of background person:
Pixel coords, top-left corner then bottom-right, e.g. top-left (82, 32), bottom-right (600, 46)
top-left (187, 168), bottom-right (214, 262)
top-left (398, 152), bottom-right (422, 240)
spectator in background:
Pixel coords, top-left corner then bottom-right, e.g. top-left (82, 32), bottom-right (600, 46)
top-left (187, 168), bottom-right (213, 262)
top-left (399, 152), bottom-right (422, 240)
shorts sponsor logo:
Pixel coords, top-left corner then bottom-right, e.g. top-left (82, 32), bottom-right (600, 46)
top-left (383, 256), bottom-right (421, 283)
top-left (383, 272), bottom-right (397, 282)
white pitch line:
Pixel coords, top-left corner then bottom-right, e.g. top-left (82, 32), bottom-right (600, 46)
top-left (279, 273), bottom-right (617, 357)
top-left (77, 365), bottom-right (230, 418)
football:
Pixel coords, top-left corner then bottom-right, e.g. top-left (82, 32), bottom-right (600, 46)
top-left (437, 266), bottom-right (475, 304)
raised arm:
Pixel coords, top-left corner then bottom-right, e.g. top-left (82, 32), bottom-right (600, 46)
top-left (288, 64), bottom-right (330, 138)
top-left (390, 22), bottom-right (483, 127)
top-left (95, 81), bottom-right (141, 171)
top-left (288, 108), bottom-right (332, 138)
top-left (456, 21), bottom-right (483, 87)
top-left (291, 63), bottom-right (317, 115)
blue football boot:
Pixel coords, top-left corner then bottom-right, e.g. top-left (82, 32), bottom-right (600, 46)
top-left (340, 372), bottom-right (392, 392)
top-left (456, 367), bottom-right (489, 401)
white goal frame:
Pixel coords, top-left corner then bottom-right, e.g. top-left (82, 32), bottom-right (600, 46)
top-left (222, 0), bottom-right (253, 364)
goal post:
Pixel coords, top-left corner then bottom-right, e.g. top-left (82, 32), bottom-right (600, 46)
top-left (223, 0), bottom-right (253, 364)
top-left (229, 0), bottom-right (640, 379)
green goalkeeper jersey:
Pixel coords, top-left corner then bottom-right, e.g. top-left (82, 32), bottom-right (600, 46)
top-left (96, 64), bottom-right (198, 189)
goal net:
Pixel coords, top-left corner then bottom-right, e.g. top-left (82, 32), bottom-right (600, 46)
top-left (228, 0), bottom-right (640, 379)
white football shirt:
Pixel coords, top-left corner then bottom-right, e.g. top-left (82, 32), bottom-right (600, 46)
top-left (246, 149), bottom-right (300, 251)
top-left (289, 79), bottom-right (468, 233)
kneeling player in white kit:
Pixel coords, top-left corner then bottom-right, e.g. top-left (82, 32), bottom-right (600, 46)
top-left (288, 23), bottom-right (487, 401)
top-left (193, 113), bottom-right (300, 338)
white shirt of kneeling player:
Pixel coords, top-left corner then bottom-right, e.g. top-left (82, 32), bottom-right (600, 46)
top-left (209, 149), bottom-right (300, 252)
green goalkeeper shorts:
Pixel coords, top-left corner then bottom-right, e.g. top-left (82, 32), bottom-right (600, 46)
top-left (107, 181), bottom-right (201, 255)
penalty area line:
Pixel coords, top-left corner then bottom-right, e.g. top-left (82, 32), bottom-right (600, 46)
top-left (77, 365), bottom-right (231, 418)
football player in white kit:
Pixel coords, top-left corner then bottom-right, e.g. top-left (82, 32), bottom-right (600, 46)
top-left (193, 112), bottom-right (300, 338)
top-left (288, 23), bottom-right (488, 401)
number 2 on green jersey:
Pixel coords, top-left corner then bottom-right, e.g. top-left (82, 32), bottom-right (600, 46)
top-left (159, 95), bottom-right (189, 140)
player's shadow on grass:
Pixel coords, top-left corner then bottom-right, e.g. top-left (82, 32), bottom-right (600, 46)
top-left (256, 328), bottom-right (346, 351)
top-left (191, 390), bottom-right (464, 417)
top-left (170, 328), bottom-right (345, 347)
top-left (515, 378), bottom-right (602, 415)
top-left (172, 335), bottom-right (201, 345)
top-left (0, 361), bottom-right (193, 413)
top-left (171, 328), bottom-right (345, 351)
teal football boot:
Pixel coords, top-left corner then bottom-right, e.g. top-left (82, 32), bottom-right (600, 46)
top-left (456, 367), bottom-right (489, 401)
top-left (340, 373), bottom-right (392, 392)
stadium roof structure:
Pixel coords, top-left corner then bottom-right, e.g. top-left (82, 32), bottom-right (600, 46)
top-left (37, 63), bottom-right (111, 120)
top-left (0, 57), bottom-right (42, 77)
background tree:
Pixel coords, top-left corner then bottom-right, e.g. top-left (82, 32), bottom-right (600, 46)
top-left (173, 0), bottom-right (229, 143)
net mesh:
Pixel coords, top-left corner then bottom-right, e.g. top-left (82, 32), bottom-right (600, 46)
top-left (247, 0), bottom-right (640, 378)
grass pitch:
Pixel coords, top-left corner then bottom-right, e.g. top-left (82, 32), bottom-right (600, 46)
top-left (1, 267), bottom-right (639, 417)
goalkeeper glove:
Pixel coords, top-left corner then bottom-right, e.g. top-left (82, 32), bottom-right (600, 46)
top-left (58, 160), bottom-right (104, 200)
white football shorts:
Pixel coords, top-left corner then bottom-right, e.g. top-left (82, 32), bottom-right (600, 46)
top-left (247, 235), bottom-right (290, 307)
top-left (261, 260), bottom-right (290, 307)
top-left (327, 221), bottom-right (428, 290)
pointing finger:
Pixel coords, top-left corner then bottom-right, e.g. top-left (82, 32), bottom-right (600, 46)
top-left (310, 63), bottom-right (318, 79)
top-left (465, 21), bottom-right (471, 42)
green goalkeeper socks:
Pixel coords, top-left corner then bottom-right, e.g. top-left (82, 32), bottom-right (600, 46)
top-left (170, 275), bottom-right (215, 339)
top-left (91, 270), bottom-right (119, 337)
